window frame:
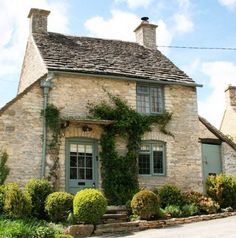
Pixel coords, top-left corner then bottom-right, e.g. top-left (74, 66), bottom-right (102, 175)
top-left (136, 84), bottom-right (164, 114)
top-left (138, 141), bottom-right (166, 176)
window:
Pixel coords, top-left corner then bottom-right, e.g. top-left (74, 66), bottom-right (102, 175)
top-left (138, 141), bottom-right (166, 176)
top-left (137, 85), bottom-right (164, 114)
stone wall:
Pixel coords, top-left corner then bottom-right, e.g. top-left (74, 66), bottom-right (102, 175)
top-left (0, 73), bottom-right (204, 192)
top-left (139, 85), bottom-right (202, 192)
top-left (18, 36), bottom-right (47, 94)
top-left (0, 82), bottom-right (43, 186)
top-left (222, 142), bottom-right (236, 176)
top-left (48, 75), bottom-right (202, 192)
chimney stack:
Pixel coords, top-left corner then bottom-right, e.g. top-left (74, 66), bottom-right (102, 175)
top-left (28, 8), bottom-right (50, 34)
top-left (225, 85), bottom-right (236, 107)
top-left (134, 17), bottom-right (157, 50)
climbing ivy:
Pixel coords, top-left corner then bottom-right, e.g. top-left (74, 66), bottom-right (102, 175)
top-left (0, 150), bottom-right (10, 185)
top-left (43, 104), bottom-right (63, 189)
top-left (88, 94), bottom-right (172, 205)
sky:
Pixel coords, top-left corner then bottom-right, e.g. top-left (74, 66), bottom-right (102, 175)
top-left (0, 0), bottom-right (236, 128)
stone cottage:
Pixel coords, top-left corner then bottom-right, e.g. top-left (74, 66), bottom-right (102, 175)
top-left (221, 85), bottom-right (236, 142)
top-left (0, 8), bottom-right (235, 194)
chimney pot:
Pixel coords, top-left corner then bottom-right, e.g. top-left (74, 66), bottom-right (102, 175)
top-left (28, 8), bottom-right (50, 34)
top-left (134, 17), bottom-right (157, 50)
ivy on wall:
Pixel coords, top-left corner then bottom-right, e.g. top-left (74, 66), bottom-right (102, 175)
top-left (43, 104), bottom-right (63, 190)
top-left (0, 150), bottom-right (10, 185)
top-left (88, 94), bottom-right (172, 205)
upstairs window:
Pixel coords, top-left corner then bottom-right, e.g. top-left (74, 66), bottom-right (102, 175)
top-left (137, 85), bottom-right (164, 114)
top-left (138, 141), bottom-right (166, 176)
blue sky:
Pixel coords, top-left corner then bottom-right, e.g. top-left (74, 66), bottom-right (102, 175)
top-left (0, 0), bottom-right (236, 127)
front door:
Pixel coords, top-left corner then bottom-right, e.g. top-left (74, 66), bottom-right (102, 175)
top-left (202, 143), bottom-right (222, 183)
top-left (66, 139), bottom-right (98, 194)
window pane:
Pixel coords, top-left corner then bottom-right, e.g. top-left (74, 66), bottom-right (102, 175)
top-left (70, 144), bottom-right (77, 153)
top-left (78, 156), bottom-right (84, 167)
top-left (153, 151), bottom-right (164, 174)
top-left (140, 144), bottom-right (150, 152)
top-left (86, 169), bottom-right (93, 180)
top-left (86, 157), bottom-right (92, 168)
top-left (70, 155), bottom-right (77, 167)
top-left (70, 168), bottom-right (77, 179)
top-left (78, 168), bottom-right (85, 179)
top-left (137, 94), bottom-right (150, 113)
top-left (150, 87), bottom-right (163, 113)
top-left (138, 154), bottom-right (150, 174)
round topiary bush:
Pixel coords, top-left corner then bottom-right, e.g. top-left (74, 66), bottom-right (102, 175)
top-left (158, 184), bottom-right (185, 208)
top-left (45, 192), bottom-right (74, 222)
top-left (206, 174), bottom-right (236, 209)
top-left (73, 189), bottom-right (107, 224)
top-left (25, 178), bottom-right (52, 219)
top-left (3, 183), bottom-right (32, 218)
top-left (0, 185), bottom-right (5, 214)
top-left (131, 190), bottom-right (160, 220)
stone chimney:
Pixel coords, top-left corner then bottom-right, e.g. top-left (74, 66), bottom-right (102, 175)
top-left (28, 8), bottom-right (50, 34)
top-left (225, 85), bottom-right (236, 107)
top-left (134, 17), bottom-right (157, 50)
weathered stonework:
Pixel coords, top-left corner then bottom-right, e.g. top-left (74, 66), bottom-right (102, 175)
top-left (139, 85), bottom-right (202, 192)
top-left (18, 36), bottom-right (47, 94)
top-left (0, 82), bottom-right (43, 187)
top-left (221, 86), bottom-right (236, 142)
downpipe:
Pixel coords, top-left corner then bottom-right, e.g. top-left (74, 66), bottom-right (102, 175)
top-left (40, 72), bottom-right (54, 178)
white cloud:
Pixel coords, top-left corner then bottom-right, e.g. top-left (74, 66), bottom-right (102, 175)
top-left (218, 0), bottom-right (236, 9)
top-left (177, 0), bottom-right (190, 10)
top-left (198, 61), bottom-right (236, 127)
top-left (0, 0), bottom-right (69, 103)
top-left (85, 10), bottom-right (140, 41)
top-left (173, 13), bottom-right (193, 33)
top-left (115, 0), bottom-right (153, 9)
top-left (156, 20), bottom-right (173, 48)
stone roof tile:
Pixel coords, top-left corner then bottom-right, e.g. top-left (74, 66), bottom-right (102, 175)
top-left (33, 32), bottom-right (195, 85)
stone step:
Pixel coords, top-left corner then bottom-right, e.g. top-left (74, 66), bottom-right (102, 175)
top-left (102, 213), bottom-right (128, 224)
top-left (94, 221), bottom-right (140, 236)
top-left (106, 205), bottom-right (127, 214)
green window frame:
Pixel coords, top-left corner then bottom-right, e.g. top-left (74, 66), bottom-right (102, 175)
top-left (138, 141), bottom-right (166, 176)
top-left (136, 84), bottom-right (164, 114)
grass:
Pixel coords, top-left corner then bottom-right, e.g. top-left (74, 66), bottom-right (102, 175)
top-left (0, 216), bottom-right (64, 238)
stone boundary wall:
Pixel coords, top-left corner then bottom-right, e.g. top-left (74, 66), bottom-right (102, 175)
top-left (93, 212), bottom-right (236, 236)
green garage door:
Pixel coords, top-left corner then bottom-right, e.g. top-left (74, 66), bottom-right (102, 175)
top-left (65, 138), bottom-right (98, 194)
top-left (202, 143), bottom-right (222, 182)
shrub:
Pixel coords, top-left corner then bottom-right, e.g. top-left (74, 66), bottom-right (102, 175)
top-left (3, 183), bottom-right (32, 219)
top-left (182, 203), bottom-right (199, 216)
top-left (183, 191), bottom-right (204, 205)
top-left (131, 190), bottom-right (159, 220)
top-left (0, 151), bottom-right (10, 185)
top-left (183, 190), bottom-right (219, 214)
top-left (45, 192), bottom-right (74, 222)
top-left (206, 174), bottom-right (236, 209)
top-left (164, 205), bottom-right (182, 217)
top-left (0, 185), bottom-right (5, 213)
top-left (199, 196), bottom-right (220, 214)
top-left (158, 184), bottom-right (185, 208)
top-left (73, 189), bottom-right (107, 224)
top-left (25, 178), bottom-right (52, 219)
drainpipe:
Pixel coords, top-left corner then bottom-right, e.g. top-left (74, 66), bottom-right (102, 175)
top-left (40, 72), bottom-right (54, 178)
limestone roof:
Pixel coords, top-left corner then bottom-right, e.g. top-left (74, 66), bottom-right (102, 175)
top-left (32, 32), bottom-right (196, 85)
top-left (199, 116), bottom-right (236, 151)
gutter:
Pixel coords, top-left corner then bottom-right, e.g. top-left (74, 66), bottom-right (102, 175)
top-left (49, 69), bottom-right (203, 88)
top-left (40, 72), bottom-right (54, 178)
